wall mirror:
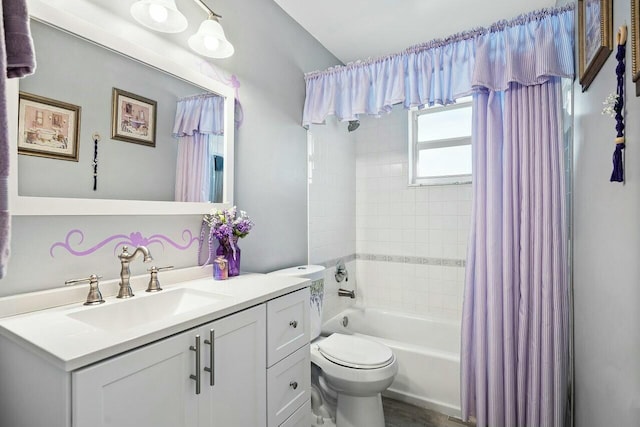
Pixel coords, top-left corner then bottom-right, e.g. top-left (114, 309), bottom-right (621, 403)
top-left (8, 0), bottom-right (235, 215)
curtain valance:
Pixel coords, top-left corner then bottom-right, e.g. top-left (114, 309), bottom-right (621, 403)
top-left (302, 5), bottom-right (574, 128)
top-left (173, 94), bottom-right (225, 136)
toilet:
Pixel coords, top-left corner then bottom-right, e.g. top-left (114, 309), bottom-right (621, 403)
top-left (269, 265), bottom-right (398, 427)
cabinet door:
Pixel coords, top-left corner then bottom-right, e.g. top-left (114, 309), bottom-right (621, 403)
top-left (266, 288), bottom-right (310, 367)
top-left (267, 345), bottom-right (311, 427)
top-left (280, 400), bottom-right (311, 427)
top-left (73, 329), bottom-right (200, 427)
top-left (200, 304), bottom-right (267, 427)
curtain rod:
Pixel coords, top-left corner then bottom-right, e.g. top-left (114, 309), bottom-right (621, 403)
top-left (304, 3), bottom-right (575, 80)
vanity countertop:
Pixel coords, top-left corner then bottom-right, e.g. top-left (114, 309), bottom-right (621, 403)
top-left (0, 271), bottom-right (309, 371)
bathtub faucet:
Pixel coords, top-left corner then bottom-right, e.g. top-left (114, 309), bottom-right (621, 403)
top-left (338, 288), bottom-right (355, 299)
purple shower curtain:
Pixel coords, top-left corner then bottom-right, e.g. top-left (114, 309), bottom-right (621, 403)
top-left (461, 77), bottom-right (568, 427)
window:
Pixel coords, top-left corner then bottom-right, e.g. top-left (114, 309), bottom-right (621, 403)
top-left (409, 98), bottom-right (472, 185)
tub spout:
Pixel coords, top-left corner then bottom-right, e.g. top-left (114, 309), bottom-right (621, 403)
top-left (338, 288), bottom-right (355, 299)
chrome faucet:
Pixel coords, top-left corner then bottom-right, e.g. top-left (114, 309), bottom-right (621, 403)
top-left (335, 259), bottom-right (349, 283)
top-left (117, 245), bottom-right (153, 298)
top-left (338, 288), bottom-right (355, 299)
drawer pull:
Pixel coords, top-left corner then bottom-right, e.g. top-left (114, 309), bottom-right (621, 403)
top-left (204, 329), bottom-right (215, 386)
top-left (289, 381), bottom-right (298, 390)
top-left (289, 320), bottom-right (298, 328)
top-left (189, 335), bottom-right (201, 395)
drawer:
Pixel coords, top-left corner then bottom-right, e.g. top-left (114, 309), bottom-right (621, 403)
top-left (279, 399), bottom-right (310, 427)
top-left (267, 288), bottom-right (310, 366)
top-left (267, 345), bottom-right (311, 427)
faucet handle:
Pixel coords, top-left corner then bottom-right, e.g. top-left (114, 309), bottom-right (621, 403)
top-left (146, 266), bottom-right (174, 292)
top-left (335, 260), bottom-right (349, 283)
top-left (65, 274), bottom-right (105, 306)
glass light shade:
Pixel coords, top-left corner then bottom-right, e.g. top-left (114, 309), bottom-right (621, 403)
top-left (130, 0), bottom-right (188, 33)
top-left (188, 19), bottom-right (235, 59)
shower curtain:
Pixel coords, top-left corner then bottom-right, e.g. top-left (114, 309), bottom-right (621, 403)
top-left (461, 77), bottom-right (568, 427)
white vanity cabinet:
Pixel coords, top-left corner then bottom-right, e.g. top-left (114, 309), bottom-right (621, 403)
top-left (0, 280), bottom-right (311, 427)
top-left (73, 304), bottom-right (266, 427)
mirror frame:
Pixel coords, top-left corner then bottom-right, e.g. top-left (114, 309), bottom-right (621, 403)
top-left (8, 0), bottom-right (235, 215)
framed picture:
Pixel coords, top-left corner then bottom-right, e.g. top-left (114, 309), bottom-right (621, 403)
top-left (578, 0), bottom-right (613, 91)
top-left (632, 0), bottom-right (640, 95)
top-left (111, 88), bottom-right (157, 147)
top-left (17, 92), bottom-right (81, 161)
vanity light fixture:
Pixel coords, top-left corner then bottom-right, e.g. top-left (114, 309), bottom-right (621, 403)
top-left (129, 0), bottom-right (234, 59)
top-left (188, 0), bottom-right (234, 59)
top-left (130, 0), bottom-right (188, 33)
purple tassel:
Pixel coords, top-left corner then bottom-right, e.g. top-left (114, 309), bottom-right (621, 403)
top-left (610, 40), bottom-right (625, 182)
top-left (611, 143), bottom-right (625, 182)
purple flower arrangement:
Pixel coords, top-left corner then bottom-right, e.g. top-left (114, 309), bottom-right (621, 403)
top-left (202, 207), bottom-right (253, 275)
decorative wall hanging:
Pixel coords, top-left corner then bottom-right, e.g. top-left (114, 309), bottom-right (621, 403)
top-left (17, 92), bottom-right (81, 161)
top-left (578, 0), bottom-right (613, 91)
top-left (111, 88), bottom-right (157, 147)
top-left (50, 229), bottom-right (199, 257)
top-left (631, 0), bottom-right (640, 95)
top-left (610, 26), bottom-right (627, 182)
top-left (92, 132), bottom-right (100, 191)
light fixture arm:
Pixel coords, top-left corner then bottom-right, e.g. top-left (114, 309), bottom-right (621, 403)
top-left (193, 0), bottom-right (222, 20)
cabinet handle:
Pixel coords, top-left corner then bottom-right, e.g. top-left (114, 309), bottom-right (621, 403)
top-left (289, 381), bottom-right (298, 390)
top-left (189, 335), bottom-right (201, 395)
top-left (289, 320), bottom-right (298, 328)
top-left (204, 329), bottom-right (215, 386)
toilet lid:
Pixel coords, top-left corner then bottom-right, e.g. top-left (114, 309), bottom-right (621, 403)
top-left (317, 334), bottom-right (394, 369)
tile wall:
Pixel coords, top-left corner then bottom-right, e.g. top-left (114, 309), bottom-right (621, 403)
top-left (354, 107), bottom-right (471, 321)
top-left (307, 118), bottom-right (356, 321)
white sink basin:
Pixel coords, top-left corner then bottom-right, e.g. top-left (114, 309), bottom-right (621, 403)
top-left (67, 288), bottom-right (230, 331)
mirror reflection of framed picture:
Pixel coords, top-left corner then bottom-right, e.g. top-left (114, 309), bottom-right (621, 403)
top-left (17, 92), bottom-right (81, 162)
top-left (578, 0), bottom-right (613, 92)
top-left (111, 88), bottom-right (157, 147)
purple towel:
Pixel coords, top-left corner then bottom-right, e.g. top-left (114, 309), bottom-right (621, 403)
top-left (0, 0), bottom-right (35, 278)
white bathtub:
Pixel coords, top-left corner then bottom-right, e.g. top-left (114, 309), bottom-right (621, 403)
top-left (322, 307), bottom-right (461, 417)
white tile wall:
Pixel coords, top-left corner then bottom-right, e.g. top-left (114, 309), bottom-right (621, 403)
top-left (307, 108), bottom-right (472, 322)
top-left (354, 107), bottom-right (471, 320)
top-left (308, 119), bottom-right (356, 264)
top-left (307, 117), bottom-right (357, 319)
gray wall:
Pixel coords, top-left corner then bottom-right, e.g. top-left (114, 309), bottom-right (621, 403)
top-left (0, 0), bottom-right (340, 297)
top-left (19, 20), bottom-right (207, 201)
top-left (571, 0), bottom-right (640, 424)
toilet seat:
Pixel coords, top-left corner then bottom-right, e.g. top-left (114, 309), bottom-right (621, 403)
top-left (317, 333), bottom-right (394, 369)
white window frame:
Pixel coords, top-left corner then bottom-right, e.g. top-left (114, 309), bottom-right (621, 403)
top-left (408, 99), bottom-right (473, 186)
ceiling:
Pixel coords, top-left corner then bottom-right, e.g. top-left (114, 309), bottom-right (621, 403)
top-left (273, 0), bottom-right (557, 64)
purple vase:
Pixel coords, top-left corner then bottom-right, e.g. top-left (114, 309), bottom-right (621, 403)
top-left (216, 239), bottom-right (241, 277)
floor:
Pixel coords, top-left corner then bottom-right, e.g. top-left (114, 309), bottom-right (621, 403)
top-left (383, 397), bottom-right (476, 427)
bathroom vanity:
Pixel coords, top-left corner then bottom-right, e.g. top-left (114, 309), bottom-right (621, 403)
top-left (0, 271), bottom-right (311, 427)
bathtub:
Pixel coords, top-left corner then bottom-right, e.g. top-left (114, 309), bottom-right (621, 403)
top-left (321, 307), bottom-right (461, 417)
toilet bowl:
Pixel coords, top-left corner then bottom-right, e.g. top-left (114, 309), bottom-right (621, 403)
top-left (269, 265), bottom-right (398, 427)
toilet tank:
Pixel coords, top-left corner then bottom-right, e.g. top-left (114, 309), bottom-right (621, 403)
top-left (268, 265), bottom-right (325, 340)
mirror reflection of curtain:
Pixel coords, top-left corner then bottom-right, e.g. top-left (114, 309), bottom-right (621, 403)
top-left (173, 94), bottom-right (224, 202)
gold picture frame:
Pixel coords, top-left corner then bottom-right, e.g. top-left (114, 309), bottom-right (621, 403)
top-left (632, 0), bottom-right (640, 95)
top-left (578, 0), bottom-right (613, 91)
top-left (111, 88), bottom-right (157, 147)
top-left (17, 92), bottom-right (81, 162)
